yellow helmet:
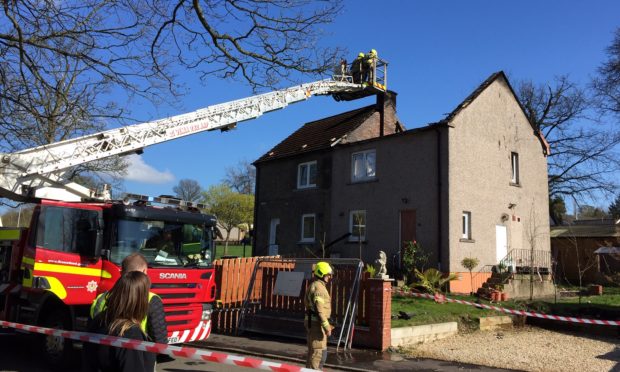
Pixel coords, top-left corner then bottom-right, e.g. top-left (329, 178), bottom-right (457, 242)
top-left (314, 261), bottom-right (333, 278)
top-left (358, 52), bottom-right (365, 58)
top-left (370, 49), bottom-right (377, 55)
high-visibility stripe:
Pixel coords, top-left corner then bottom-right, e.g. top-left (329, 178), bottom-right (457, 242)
top-left (34, 262), bottom-right (111, 278)
top-left (313, 296), bottom-right (324, 304)
top-left (0, 229), bottom-right (21, 240)
top-left (43, 276), bottom-right (67, 299)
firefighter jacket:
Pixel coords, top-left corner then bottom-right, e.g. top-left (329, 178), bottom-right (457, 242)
top-left (90, 291), bottom-right (168, 344)
top-left (305, 279), bottom-right (332, 330)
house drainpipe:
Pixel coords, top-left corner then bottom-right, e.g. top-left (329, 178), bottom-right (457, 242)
top-left (436, 126), bottom-right (443, 271)
top-left (377, 93), bottom-right (385, 137)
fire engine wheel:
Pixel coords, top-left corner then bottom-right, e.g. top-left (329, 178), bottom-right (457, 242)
top-left (41, 309), bottom-right (74, 370)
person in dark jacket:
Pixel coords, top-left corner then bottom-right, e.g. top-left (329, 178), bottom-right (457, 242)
top-left (90, 253), bottom-right (171, 364)
top-left (91, 253), bottom-right (168, 345)
top-left (84, 271), bottom-right (156, 372)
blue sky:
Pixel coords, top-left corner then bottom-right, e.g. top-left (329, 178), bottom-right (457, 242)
top-left (121, 0), bottom-right (620, 207)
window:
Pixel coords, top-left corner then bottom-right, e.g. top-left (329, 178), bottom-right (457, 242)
top-left (349, 210), bottom-right (367, 241)
top-left (36, 206), bottom-right (99, 253)
top-left (351, 149), bottom-right (376, 182)
top-left (462, 211), bottom-right (471, 239)
top-left (301, 214), bottom-right (316, 242)
top-left (298, 161), bottom-right (317, 189)
top-left (511, 152), bottom-right (519, 184)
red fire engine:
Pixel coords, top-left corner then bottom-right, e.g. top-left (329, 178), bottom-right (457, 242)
top-left (0, 64), bottom-right (387, 366)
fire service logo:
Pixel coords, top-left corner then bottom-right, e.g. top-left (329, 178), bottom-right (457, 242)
top-left (86, 280), bottom-right (98, 293)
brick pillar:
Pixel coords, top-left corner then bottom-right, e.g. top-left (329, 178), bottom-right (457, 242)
top-left (367, 278), bottom-right (392, 350)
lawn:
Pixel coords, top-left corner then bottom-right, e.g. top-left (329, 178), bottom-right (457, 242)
top-left (392, 287), bottom-right (620, 330)
top-left (392, 293), bottom-right (505, 329)
top-left (213, 244), bottom-right (252, 259)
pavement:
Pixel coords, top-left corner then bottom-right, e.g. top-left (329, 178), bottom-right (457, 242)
top-left (190, 332), bottom-right (515, 371)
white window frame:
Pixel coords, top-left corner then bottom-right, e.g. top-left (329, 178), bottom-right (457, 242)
top-left (300, 213), bottom-right (316, 242)
top-left (462, 211), bottom-right (471, 239)
top-left (351, 149), bottom-right (376, 182)
top-left (297, 161), bottom-right (317, 189)
top-left (349, 210), bottom-right (367, 242)
top-left (511, 152), bottom-right (519, 184)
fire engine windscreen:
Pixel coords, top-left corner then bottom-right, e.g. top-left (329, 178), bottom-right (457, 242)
top-left (113, 219), bottom-right (213, 267)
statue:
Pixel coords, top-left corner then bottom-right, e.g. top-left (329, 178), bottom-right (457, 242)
top-left (374, 250), bottom-right (388, 279)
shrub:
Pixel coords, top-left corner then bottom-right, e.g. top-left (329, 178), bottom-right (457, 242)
top-left (414, 268), bottom-right (459, 293)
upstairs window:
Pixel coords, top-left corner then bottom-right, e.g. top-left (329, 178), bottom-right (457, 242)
top-left (298, 161), bottom-right (317, 189)
top-left (349, 210), bottom-right (367, 241)
top-left (511, 152), bottom-right (520, 184)
top-left (301, 214), bottom-right (316, 242)
top-left (352, 149), bottom-right (376, 182)
top-left (462, 211), bottom-right (472, 240)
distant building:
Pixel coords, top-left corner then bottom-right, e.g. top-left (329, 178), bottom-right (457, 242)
top-left (253, 72), bottom-right (551, 292)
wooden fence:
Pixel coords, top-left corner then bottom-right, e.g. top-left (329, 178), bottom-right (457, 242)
top-left (211, 257), bottom-right (391, 349)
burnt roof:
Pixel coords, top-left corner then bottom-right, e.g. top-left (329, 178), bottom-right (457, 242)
top-left (440, 71), bottom-right (550, 155)
top-left (255, 105), bottom-right (376, 163)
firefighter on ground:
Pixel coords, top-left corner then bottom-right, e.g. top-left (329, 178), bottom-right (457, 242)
top-left (351, 52), bottom-right (365, 84)
top-left (89, 253), bottom-right (172, 362)
top-left (305, 261), bottom-right (334, 370)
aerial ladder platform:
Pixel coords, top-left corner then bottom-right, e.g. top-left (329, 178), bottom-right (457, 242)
top-left (0, 59), bottom-right (388, 203)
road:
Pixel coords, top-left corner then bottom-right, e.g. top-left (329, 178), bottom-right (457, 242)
top-left (0, 332), bottom-right (283, 372)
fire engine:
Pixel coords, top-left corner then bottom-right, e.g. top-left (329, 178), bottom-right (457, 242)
top-left (0, 60), bottom-right (387, 366)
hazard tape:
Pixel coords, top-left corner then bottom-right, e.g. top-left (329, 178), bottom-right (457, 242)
top-left (0, 320), bottom-right (317, 372)
top-left (392, 289), bottom-right (620, 326)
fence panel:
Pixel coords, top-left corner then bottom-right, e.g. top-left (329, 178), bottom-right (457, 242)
top-left (212, 258), bottom-right (372, 335)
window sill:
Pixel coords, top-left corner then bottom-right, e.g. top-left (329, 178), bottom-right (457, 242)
top-left (509, 182), bottom-right (521, 187)
top-left (296, 185), bottom-right (318, 191)
top-left (459, 238), bottom-right (475, 243)
top-left (297, 240), bottom-right (315, 245)
top-left (348, 178), bottom-right (378, 185)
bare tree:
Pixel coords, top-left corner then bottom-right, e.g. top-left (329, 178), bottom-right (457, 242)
top-left (148, 0), bottom-right (344, 90)
top-left (173, 179), bottom-right (203, 203)
top-left (516, 76), bottom-right (620, 202)
top-left (593, 27), bottom-right (620, 116)
top-left (222, 160), bottom-right (256, 195)
top-left (560, 227), bottom-right (599, 304)
top-left (1, 1), bottom-right (342, 205)
top-left (0, 0), bottom-right (165, 198)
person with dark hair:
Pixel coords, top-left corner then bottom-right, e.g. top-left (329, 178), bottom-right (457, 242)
top-left (90, 253), bottom-right (171, 364)
top-left (85, 271), bottom-right (156, 372)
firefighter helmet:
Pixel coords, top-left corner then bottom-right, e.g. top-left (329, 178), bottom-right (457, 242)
top-left (314, 261), bottom-right (333, 278)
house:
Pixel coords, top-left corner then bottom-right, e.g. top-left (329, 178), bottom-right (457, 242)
top-left (252, 71), bottom-right (552, 293)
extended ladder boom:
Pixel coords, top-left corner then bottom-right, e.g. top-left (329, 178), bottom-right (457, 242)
top-left (0, 78), bottom-right (382, 202)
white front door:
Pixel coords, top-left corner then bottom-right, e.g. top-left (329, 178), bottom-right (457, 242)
top-left (268, 218), bottom-right (280, 256)
top-left (496, 225), bottom-right (508, 262)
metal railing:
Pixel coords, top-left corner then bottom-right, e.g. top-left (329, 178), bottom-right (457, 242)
top-left (470, 249), bottom-right (553, 293)
top-left (499, 249), bottom-right (552, 275)
top-left (333, 58), bottom-right (388, 90)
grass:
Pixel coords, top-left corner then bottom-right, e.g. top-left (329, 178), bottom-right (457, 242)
top-left (392, 287), bottom-right (620, 330)
top-left (213, 244), bottom-right (252, 259)
top-left (392, 293), bottom-right (505, 330)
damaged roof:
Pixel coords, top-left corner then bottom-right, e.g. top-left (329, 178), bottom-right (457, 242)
top-left (255, 105), bottom-right (376, 163)
top-left (440, 71), bottom-right (550, 155)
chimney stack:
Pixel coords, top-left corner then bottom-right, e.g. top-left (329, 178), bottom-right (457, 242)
top-left (376, 91), bottom-right (397, 137)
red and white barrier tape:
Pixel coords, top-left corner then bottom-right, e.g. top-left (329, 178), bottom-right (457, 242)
top-left (0, 320), bottom-right (317, 372)
top-left (392, 289), bottom-right (620, 326)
